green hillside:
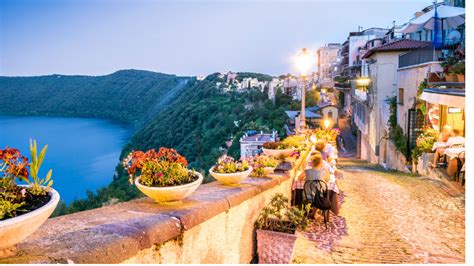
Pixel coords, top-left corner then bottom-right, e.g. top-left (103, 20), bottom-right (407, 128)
top-left (0, 69), bottom-right (188, 126)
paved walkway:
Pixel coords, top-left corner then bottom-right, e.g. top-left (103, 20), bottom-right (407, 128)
top-left (293, 159), bottom-right (465, 264)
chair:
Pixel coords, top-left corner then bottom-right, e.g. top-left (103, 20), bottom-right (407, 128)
top-left (303, 180), bottom-right (330, 229)
top-left (456, 151), bottom-right (465, 186)
top-left (450, 143), bottom-right (465, 148)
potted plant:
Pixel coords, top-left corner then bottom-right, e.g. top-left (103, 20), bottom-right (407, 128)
top-left (451, 61), bottom-right (465, 82)
top-left (311, 128), bottom-right (340, 144)
top-left (255, 193), bottom-right (310, 264)
top-left (262, 141), bottom-right (294, 158)
top-left (0, 140), bottom-right (60, 250)
top-left (209, 155), bottom-right (252, 185)
top-left (281, 135), bottom-right (308, 151)
top-left (249, 155), bottom-right (279, 177)
top-left (122, 147), bottom-right (203, 203)
top-left (441, 56), bottom-right (458, 82)
top-left (412, 127), bottom-right (438, 175)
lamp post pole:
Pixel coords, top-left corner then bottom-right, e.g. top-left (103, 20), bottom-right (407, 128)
top-left (296, 47), bottom-right (311, 133)
top-left (301, 75), bottom-right (306, 131)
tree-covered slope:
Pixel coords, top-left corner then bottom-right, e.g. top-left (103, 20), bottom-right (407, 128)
top-left (125, 73), bottom-right (289, 174)
top-left (0, 70), bottom-right (188, 125)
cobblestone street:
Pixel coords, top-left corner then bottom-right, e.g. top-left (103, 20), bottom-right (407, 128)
top-left (293, 159), bottom-right (465, 264)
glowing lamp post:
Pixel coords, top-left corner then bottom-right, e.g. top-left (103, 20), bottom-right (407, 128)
top-left (355, 77), bottom-right (371, 88)
top-left (323, 118), bottom-right (331, 130)
top-left (295, 48), bottom-right (312, 132)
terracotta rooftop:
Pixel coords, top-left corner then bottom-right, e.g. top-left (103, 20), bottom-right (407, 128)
top-left (363, 39), bottom-right (431, 59)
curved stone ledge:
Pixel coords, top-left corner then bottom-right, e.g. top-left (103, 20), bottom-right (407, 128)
top-left (0, 171), bottom-right (295, 264)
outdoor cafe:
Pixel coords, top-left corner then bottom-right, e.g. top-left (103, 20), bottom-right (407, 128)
top-left (421, 86), bottom-right (465, 185)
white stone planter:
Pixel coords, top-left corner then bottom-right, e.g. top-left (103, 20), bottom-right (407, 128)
top-left (135, 171), bottom-right (203, 203)
top-left (209, 166), bottom-right (253, 185)
top-left (262, 148), bottom-right (293, 158)
top-left (256, 229), bottom-right (297, 264)
top-left (0, 187), bottom-right (60, 250)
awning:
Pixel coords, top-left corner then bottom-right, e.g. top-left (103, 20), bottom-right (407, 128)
top-left (401, 5), bottom-right (465, 34)
top-left (420, 88), bottom-right (465, 108)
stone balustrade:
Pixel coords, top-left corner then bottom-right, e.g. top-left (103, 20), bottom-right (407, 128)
top-left (0, 149), bottom-right (312, 264)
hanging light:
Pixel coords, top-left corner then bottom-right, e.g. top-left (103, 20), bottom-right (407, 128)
top-left (355, 77), bottom-right (371, 87)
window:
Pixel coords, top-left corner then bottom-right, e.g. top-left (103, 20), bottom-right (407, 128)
top-left (398, 88), bottom-right (404, 105)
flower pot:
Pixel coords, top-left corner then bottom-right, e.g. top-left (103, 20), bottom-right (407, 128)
top-left (209, 166), bottom-right (253, 185)
top-left (0, 187), bottom-right (60, 250)
top-left (135, 171), bottom-right (203, 203)
top-left (456, 74), bottom-right (465, 82)
top-left (256, 229), bottom-right (297, 264)
top-left (262, 148), bottom-right (293, 158)
top-left (445, 73), bottom-right (457, 82)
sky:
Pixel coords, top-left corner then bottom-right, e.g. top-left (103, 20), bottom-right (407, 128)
top-left (0, 0), bottom-right (436, 77)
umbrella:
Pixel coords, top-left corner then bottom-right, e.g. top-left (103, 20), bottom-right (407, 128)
top-left (401, 5), bottom-right (465, 34)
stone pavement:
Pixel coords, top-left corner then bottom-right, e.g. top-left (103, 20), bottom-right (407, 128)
top-left (293, 159), bottom-right (465, 264)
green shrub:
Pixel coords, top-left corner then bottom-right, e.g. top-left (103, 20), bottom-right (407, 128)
top-left (387, 97), bottom-right (408, 155)
top-left (255, 193), bottom-right (311, 234)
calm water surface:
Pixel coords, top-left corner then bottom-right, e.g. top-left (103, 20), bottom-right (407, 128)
top-left (0, 115), bottom-right (132, 204)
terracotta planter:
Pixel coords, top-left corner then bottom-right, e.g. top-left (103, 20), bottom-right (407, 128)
top-left (445, 73), bottom-right (457, 82)
top-left (262, 148), bottom-right (293, 158)
top-left (456, 74), bottom-right (465, 82)
top-left (135, 171), bottom-right (203, 203)
top-left (257, 229), bottom-right (297, 264)
top-left (0, 187), bottom-right (60, 250)
top-left (209, 166), bottom-right (253, 185)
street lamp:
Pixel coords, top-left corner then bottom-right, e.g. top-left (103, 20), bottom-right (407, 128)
top-left (323, 118), bottom-right (331, 129)
top-left (355, 77), bottom-right (371, 88)
top-left (295, 48), bottom-right (312, 132)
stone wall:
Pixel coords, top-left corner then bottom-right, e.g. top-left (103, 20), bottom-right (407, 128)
top-left (385, 140), bottom-right (410, 173)
top-left (0, 152), bottom-right (311, 264)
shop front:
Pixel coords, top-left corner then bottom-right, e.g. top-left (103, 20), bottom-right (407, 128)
top-left (421, 88), bottom-right (465, 136)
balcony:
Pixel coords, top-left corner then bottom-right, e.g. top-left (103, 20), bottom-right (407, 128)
top-left (399, 40), bottom-right (464, 69)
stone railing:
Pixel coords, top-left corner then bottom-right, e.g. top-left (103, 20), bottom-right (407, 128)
top-left (0, 150), bottom-right (312, 264)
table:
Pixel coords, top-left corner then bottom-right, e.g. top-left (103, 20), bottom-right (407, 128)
top-left (432, 142), bottom-right (447, 151)
top-left (445, 147), bottom-right (465, 160)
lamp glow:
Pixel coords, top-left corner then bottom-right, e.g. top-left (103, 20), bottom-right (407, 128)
top-left (295, 48), bottom-right (312, 76)
top-left (355, 77), bottom-right (371, 87)
top-left (323, 119), bottom-right (331, 129)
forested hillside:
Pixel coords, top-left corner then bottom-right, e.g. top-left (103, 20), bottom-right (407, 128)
top-left (0, 70), bottom-right (188, 125)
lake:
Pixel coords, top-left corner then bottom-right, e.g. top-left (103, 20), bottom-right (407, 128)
top-left (0, 115), bottom-right (132, 204)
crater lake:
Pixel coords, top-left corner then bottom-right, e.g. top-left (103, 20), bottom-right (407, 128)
top-left (0, 115), bottom-right (132, 204)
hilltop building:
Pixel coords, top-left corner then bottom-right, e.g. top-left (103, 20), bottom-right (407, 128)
top-left (239, 131), bottom-right (278, 159)
top-left (317, 43), bottom-right (341, 88)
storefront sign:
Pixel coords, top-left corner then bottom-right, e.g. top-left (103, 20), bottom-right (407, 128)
top-left (448, 107), bottom-right (462, 114)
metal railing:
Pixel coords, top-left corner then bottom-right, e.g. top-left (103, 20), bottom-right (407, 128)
top-left (399, 45), bottom-right (441, 68)
top-left (399, 39), bottom-right (464, 68)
